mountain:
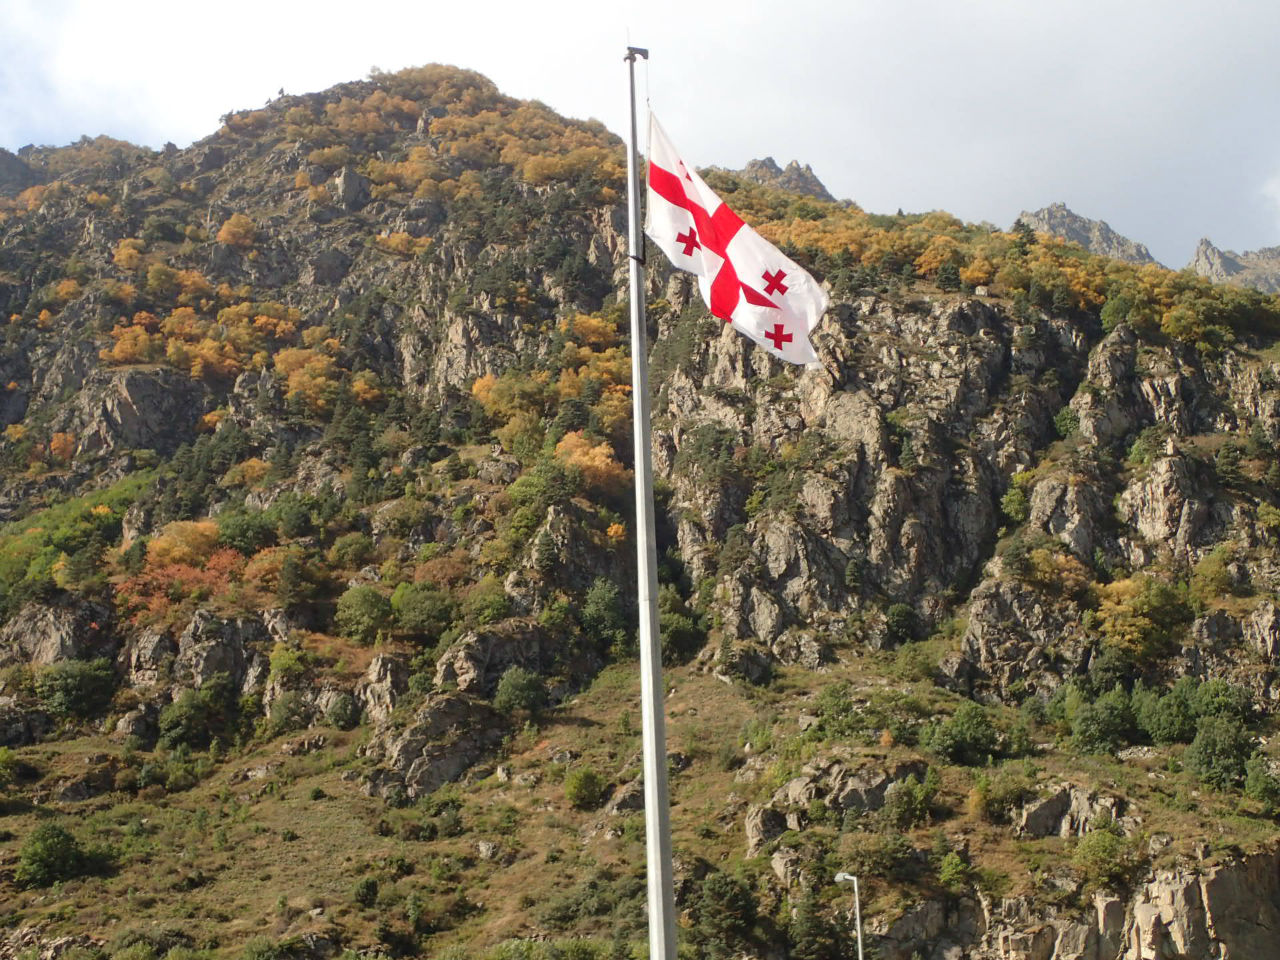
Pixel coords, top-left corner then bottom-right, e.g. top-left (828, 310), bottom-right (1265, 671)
top-left (733, 156), bottom-right (835, 202)
top-left (1019, 202), bottom-right (1159, 265)
top-left (1188, 237), bottom-right (1280, 293)
top-left (1, 65), bottom-right (1280, 960)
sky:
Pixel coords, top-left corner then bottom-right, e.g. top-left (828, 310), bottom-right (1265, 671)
top-left (2, 0), bottom-right (1279, 267)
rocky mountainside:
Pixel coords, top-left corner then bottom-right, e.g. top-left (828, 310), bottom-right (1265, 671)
top-left (1019, 203), bottom-right (1159, 266)
top-left (731, 157), bottom-right (836, 202)
top-left (0, 65), bottom-right (1278, 960)
top-left (1188, 236), bottom-right (1280, 294)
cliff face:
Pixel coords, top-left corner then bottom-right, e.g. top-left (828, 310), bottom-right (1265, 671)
top-left (0, 66), bottom-right (1278, 960)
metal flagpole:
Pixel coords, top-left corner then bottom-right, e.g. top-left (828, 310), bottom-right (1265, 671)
top-left (624, 44), bottom-right (677, 960)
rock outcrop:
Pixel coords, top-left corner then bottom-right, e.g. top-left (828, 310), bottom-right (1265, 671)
top-left (1188, 237), bottom-right (1280, 293)
top-left (1020, 203), bottom-right (1159, 266)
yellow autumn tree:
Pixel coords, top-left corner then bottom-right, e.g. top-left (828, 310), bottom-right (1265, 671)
top-left (216, 213), bottom-right (256, 249)
top-left (147, 520), bottom-right (221, 567)
top-left (554, 431), bottom-right (630, 492)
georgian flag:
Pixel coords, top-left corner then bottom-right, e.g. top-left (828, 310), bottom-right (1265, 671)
top-left (644, 114), bottom-right (828, 365)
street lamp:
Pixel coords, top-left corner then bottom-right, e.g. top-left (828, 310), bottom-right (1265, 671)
top-left (833, 872), bottom-right (863, 960)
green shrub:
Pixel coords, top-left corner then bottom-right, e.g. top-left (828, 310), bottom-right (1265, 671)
top-left (462, 574), bottom-right (510, 626)
top-left (326, 693), bottom-right (361, 730)
top-left (1071, 819), bottom-right (1136, 890)
top-left (1000, 486), bottom-right (1030, 525)
top-left (690, 872), bottom-right (757, 956)
top-left (884, 603), bottom-right (917, 645)
top-left (1071, 686), bottom-right (1136, 754)
top-left (216, 510), bottom-right (275, 554)
top-left (157, 674), bottom-right (238, 750)
top-left (1133, 678), bottom-right (1196, 745)
top-left (353, 876), bottom-right (379, 907)
top-left (327, 532), bottom-right (375, 568)
top-left (926, 701), bottom-right (998, 765)
top-left (265, 691), bottom-right (310, 738)
top-left (969, 768), bottom-right (1036, 822)
top-left (937, 851), bottom-right (972, 891)
top-left (1186, 716), bottom-right (1253, 789)
top-left (1053, 406), bottom-right (1080, 439)
top-left (1192, 678), bottom-right (1252, 724)
top-left (15, 823), bottom-right (102, 888)
top-left (581, 577), bottom-right (629, 653)
top-left (1244, 755), bottom-right (1280, 810)
top-left (493, 666), bottom-right (548, 717)
top-left (564, 767), bottom-right (606, 810)
top-left (34, 658), bottom-right (115, 718)
top-left (336, 584), bottom-right (393, 645)
top-left (390, 581), bottom-right (456, 636)
top-left (879, 769), bottom-right (939, 829)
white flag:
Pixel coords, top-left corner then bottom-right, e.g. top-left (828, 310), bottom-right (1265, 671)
top-left (644, 113), bottom-right (828, 365)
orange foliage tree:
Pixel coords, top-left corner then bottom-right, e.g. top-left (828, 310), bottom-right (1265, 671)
top-left (216, 213), bottom-right (256, 249)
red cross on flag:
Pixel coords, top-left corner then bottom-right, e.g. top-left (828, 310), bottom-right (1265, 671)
top-left (644, 113), bottom-right (828, 365)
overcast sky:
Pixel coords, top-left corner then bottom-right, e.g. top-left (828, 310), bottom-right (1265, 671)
top-left (2, 0), bottom-right (1278, 266)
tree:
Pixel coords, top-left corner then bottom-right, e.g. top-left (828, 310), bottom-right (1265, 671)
top-left (1072, 686), bottom-right (1136, 754)
top-left (1186, 716), bottom-right (1253, 789)
top-left (34, 659), bottom-right (115, 718)
top-left (493, 666), bottom-right (548, 717)
top-left (336, 585), bottom-right (393, 645)
top-left (789, 891), bottom-right (841, 960)
top-left (15, 824), bottom-right (102, 888)
top-left (564, 766), bottom-right (606, 810)
top-left (927, 701), bottom-right (998, 765)
top-left (216, 213), bottom-right (257, 249)
top-left (391, 581), bottom-right (456, 636)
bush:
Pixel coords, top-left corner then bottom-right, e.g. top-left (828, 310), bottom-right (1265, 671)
top-left (462, 574), bottom-right (510, 626)
top-left (883, 603), bottom-right (917, 646)
top-left (353, 876), bottom-right (379, 907)
top-left (1071, 821), bottom-right (1136, 890)
top-left (1192, 678), bottom-right (1252, 724)
top-left (328, 532), bottom-right (374, 568)
top-left (1071, 686), bottom-right (1136, 754)
top-left (927, 701), bottom-right (998, 765)
top-left (1133, 678), bottom-right (1197, 745)
top-left (937, 851), bottom-right (972, 891)
top-left (157, 674), bottom-right (238, 750)
top-left (265, 691), bottom-right (310, 737)
top-left (34, 658), bottom-right (115, 718)
top-left (581, 577), bottom-right (629, 654)
top-left (1244, 755), bottom-right (1280, 810)
top-left (564, 767), bottom-right (606, 810)
top-left (326, 693), bottom-right (361, 730)
top-left (391, 581), bottom-right (456, 637)
top-left (1186, 716), bottom-right (1253, 789)
top-left (879, 769), bottom-right (939, 829)
top-left (493, 666), bottom-right (548, 717)
top-left (216, 510), bottom-right (275, 555)
top-left (336, 585), bottom-right (393, 645)
top-left (15, 823), bottom-right (103, 888)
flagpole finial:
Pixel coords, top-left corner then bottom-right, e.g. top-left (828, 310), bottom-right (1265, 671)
top-left (626, 46), bottom-right (649, 62)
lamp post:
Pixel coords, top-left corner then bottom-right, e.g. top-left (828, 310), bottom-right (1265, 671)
top-left (834, 872), bottom-right (863, 960)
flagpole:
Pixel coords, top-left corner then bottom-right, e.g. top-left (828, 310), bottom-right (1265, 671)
top-left (624, 44), bottom-right (678, 960)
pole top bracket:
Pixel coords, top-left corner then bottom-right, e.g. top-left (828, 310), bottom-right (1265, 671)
top-left (626, 46), bottom-right (649, 62)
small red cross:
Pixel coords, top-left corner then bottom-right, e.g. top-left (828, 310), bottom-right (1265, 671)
top-left (762, 269), bottom-right (788, 296)
top-left (765, 323), bottom-right (792, 351)
top-left (676, 228), bottom-right (701, 257)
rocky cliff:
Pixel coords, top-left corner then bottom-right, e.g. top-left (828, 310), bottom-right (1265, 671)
top-left (1019, 203), bottom-right (1159, 266)
top-left (1188, 236), bottom-right (1280, 294)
